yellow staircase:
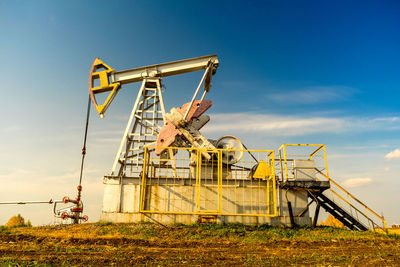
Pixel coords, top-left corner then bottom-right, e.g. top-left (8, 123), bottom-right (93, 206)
top-left (278, 144), bottom-right (387, 231)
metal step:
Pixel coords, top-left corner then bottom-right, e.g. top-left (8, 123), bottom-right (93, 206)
top-left (312, 192), bottom-right (368, 231)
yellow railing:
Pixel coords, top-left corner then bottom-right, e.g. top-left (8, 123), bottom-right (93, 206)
top-left (278, 144), bottom-right (387, 231)
top-left (315, 170), bottom-right (387, 230)
top-left (278, 144), bottom-right (329, 182)
top-left (140, 146), bottom-right (278, 217)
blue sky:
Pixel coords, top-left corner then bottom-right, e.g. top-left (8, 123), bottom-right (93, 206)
top-left (0, 1), bottom-right (399, 225)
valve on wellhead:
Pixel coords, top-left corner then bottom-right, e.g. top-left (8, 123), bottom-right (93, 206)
top-left (54, 186), bottom-right (88, 224)
top-left (60, 211), bottom-right (88, 222)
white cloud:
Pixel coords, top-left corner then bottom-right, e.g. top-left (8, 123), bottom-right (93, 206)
top-left (202, 113), bottom-right (344, 136)
top-left (265, 85), bottom-right (357, 104)
top-left (385, 149), bottom-right (400, 160)
top-left (342, 178), bottom-right (373, 188)
top-left (371, 117), bottom-right (400, 123)
top-left (201, 113), bottom-right (400, 137)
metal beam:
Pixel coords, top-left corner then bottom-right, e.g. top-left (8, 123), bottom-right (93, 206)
top-left (89, 55), bottom-right (219, 117)
top-left (313, 203), bottom-right (321, 227)
top-left (112, 55), bottom-right (219, 84)
top-left (0, 200), bottom-right (59, 205)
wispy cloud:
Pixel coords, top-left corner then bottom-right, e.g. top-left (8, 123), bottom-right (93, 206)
top-left (265, 85), bottom-right (357, 104)
top-left (371, 117), bottom-right (400, 123)
top-left (203, 113), bottom-right (344, 136)
top-left (385, 149), bottom-right (400, 160)
top-left (342, 178), bottom-right (373, 188)
top-left (202, 113), bottom-right (400, 136)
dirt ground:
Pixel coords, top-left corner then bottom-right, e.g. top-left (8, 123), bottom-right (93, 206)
top-left (0, 223), bottom-right (399, 266)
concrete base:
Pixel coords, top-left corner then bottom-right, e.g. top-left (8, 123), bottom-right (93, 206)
top-left (100, 212), bottom-right (311, 226)
top-left (100, 175), bottom-right (313, 226)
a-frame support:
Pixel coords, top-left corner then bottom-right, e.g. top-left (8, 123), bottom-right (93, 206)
top-left (110, 78), bottom-right (166, 212)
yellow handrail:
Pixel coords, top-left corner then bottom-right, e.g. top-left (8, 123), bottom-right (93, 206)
top-left (314, 175), bottom-right (379, 228)
top-left (140, 146), bottom-right (278, 217)
top-left (315, 169), bottom-right (387, 228)
top-left (278, 143), bottom-right (387, 230)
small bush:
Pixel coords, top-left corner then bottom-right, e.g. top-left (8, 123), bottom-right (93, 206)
top-left (320, 215), bottom-right (346, 228)
top-left (5, 214), bottom-right (31, 227)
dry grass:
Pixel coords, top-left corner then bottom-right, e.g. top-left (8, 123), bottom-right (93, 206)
top-left (0, 222), bottom-right (399, 266)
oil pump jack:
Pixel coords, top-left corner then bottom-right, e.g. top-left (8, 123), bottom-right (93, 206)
top-left (0, 55), bottom-right (386, 229)
top-left (89, 55), bottom-right (245, 215)
top-left (90, 55), bottom-right (387, 231)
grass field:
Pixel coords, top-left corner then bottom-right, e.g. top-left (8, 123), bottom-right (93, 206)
top-left (0, 222), bottom-right (399, 266)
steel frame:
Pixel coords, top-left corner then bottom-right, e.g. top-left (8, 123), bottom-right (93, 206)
top-left (111, 78), bottom-right (166, 212)
top-left (139, 146), bottom-right (277, 217)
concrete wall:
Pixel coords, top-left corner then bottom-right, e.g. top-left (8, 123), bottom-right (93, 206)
top-left (100, 212), bottom-right (311, 226)
top-left (100, 176), bottom-right (311, 226)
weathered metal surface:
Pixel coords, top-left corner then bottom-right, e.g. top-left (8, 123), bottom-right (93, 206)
top-left (280, 180), bottom-right (330, 191)
top-left (155, 100), bottom-right (213, 156)
top-left (177, 100), bottom-right (212, 121)
top-left (155, 122), bottom-right (181, 155)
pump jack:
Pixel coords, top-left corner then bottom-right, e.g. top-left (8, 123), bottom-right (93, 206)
top-left (88, 55), bottom-right (234, 179)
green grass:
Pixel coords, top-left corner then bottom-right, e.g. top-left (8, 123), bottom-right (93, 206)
top-left (4, 222), bottom-right (395, 243)
top-left (96, 221), bottom-right (113, 226)
top-left (164, 222), bottom-right (396, 243)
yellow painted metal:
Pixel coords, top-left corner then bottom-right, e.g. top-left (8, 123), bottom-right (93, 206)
top-left (278, 149), bottom-right (284, 181)
top-left (195, 149), bottom-right (201, 212)
top-left (283, 145), bottom-right (288, 182)
top-left (278, 143), bottom-right (387, 231)
top-left (140, 146), bottom-right (277, 217)
top-left (217, 150), bottom-right (222, 213)
top-left (315, 169), bottom-right (387, 229)
top-left (270, 152), bottom-right (276, 214)
top-left (252, 160), bottom-right (271, 179)
top-left (309, 145), bottom-right (323, 160)
top-left (89, 58), bottom-right (121, 116)
top-left (279, 144), bottom-right (326, 182)
top-left (282, 143), bottom-right (325, 147)
top-left (139, 147), bottom-right (149, 213)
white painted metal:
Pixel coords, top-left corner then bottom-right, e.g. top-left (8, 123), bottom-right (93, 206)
top-left (0, 200), bottom-right (57, 204)
top-left (111, 78), bottom-right (165, 176)
top-left (111, 80), bottom-right (146, 175)
top-left (183, 64), bottom-right (212, 120)
top-left (293, 159), bottom-right (316, 181)
top-left (111, 55), bottom-right (219, 85)
top-left (215, 135), bottom-right (244, 164)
